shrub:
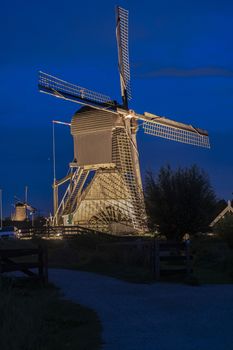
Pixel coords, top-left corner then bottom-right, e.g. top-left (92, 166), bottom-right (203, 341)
top-left (145, 165), bottom-right (217, 241)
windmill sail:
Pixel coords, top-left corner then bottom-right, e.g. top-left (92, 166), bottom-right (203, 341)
top-left (38, 71), bottom-right (115, 109)
top-left (116, 6), bottom-right (131, 106)
top-left (140, 112), bottom-right (210, 148)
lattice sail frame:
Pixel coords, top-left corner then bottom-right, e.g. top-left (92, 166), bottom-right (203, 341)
top-left (116, 6), bottom-right (131, 101)
top-left (39, 71), bottom-right (115, 107)
top-left (141, 112), bottom-right (210, 148)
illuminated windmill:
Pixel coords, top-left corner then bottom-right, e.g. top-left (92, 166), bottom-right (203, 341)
top-left (12, 188), bottom-right (36, 222)
top-left (38, 6), bottom-right (210, 234)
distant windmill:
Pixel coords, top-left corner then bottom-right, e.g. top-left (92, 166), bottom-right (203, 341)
top-left (38, 6), bottom-right (210, 234)
top-left (13, 187), bottom-right (36, 222)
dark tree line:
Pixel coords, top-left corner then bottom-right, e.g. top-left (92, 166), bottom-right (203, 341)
top-left (144, 165), bottom-right (222, 241)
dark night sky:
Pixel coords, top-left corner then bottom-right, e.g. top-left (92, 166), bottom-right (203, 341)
top-left (1, 0), bottom-right (233, 217)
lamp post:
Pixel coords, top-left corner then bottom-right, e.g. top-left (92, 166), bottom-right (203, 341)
top-left (52, 121), bottom-right (58, 220)
top-left (0, 189), bottom-right (2, 230)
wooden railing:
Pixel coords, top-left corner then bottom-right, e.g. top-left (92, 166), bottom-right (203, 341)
top-left (97, 239), bottom-right (193, 281)
top-left (151, 240), bottom-right (192, 281)
top-left (18, 225), bottom-right (102, 238)
top-left (0, 246), bottom-right (48, 282)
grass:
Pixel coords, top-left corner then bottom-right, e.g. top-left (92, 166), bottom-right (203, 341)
top-left (77, 261), bottom-right (154, 283)
top-left (46, 234), bottom-right (233, 285)
top-left (0, 276), bottom-right (102, 350)
top-left (191, 236), bottom-right (233, 284)
top-left (194, 267), bottom-right (232, 284)
top-left (33, 234), bottom-right (155, 284)
top-left (1, 233), bottom-right (233, 285)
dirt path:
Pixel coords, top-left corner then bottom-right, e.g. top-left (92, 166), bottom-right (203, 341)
top-left (49, 269), bottom-right (233, 350)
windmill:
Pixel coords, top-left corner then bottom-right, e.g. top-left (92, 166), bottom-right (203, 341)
top-left (38, 6), bottom-right (210, 234)
top-left (12, 187), bottom-right (36, 222)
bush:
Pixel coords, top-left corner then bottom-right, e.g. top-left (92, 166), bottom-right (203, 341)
top-left (214, 215), bottom-right (233, 249)
top-left (145, 165), bottom-right (217, 241)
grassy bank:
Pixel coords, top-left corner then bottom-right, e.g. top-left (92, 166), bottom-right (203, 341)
top-left (1, 233), bottom-right (233, 284)
top-left (192, 236), bottom-right (233, 284)
top-left (38, 234), bottom-right (154, 283)
top-left (45, 234), bottom-right (233, 284)
top-left (0, 277), bottom-right (102, 350)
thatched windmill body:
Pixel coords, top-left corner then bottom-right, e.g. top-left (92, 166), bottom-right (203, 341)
top-left (39, 7), bottom-right (210, 234)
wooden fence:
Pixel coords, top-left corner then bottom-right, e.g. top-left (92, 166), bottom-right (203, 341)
top-left (0, 246), bottom-right (48, 282)
top-left (18, 225), bottom-right (102, 238)
top-left (152, 240), bottom-right (192, 281)
top-left (97, 239), bottom-right (192, 281)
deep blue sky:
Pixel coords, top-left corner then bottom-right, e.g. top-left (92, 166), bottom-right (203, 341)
top-left (1, 0), bottom-right (233, 217)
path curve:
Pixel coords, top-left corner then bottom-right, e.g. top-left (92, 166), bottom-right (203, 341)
top-left (49, 269), bottom-right (233, 350)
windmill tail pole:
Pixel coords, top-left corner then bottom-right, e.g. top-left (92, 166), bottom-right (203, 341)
top-left (52, 121), bottom-right (58, 220)
top-left (0, 189), bottom-right (2, 230)
top-left (25, 186), bottom-right (28, 219)
top-left (25, 186), bottom-right (28, 204)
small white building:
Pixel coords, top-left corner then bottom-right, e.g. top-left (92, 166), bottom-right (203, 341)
top-left (210, 200), bottom-right (233, 227)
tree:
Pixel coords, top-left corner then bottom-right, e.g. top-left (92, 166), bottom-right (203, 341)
top-left (144, 165), bottom-right (217, 240)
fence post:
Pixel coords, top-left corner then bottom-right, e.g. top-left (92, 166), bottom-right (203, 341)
top-left (38, 245), bottom-right (43, 280)
top-left (38, 245), bottom-right (48, 283)
top-left (0, 253), bottom-right (2, 274)
top-left (43, 246), bottom-right (48, 283)
top-left (185, 240), bottom-right (191, 279)
top-left (154, 239), bottom-right (160, 281)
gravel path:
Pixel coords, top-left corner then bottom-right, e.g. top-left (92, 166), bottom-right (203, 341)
top-left (49, 269), bottom-right (233, 350)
